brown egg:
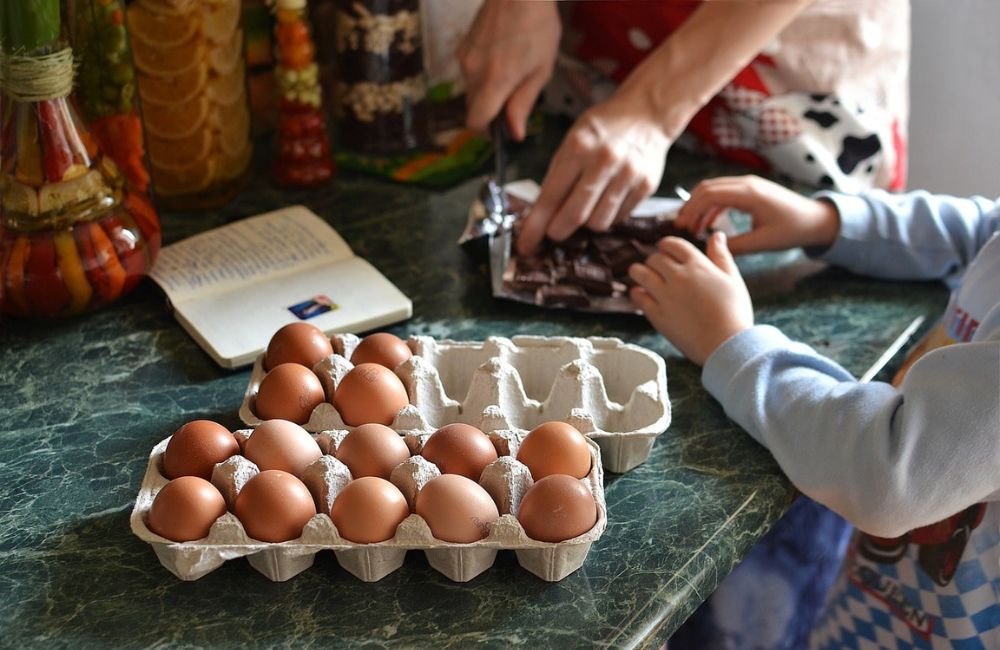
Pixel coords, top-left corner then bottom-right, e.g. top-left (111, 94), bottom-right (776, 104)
top-left (265, 322), bottom-right (333, 370)
top-left (517, 474), bottom-right (598, 542)
top-left (350, 332), bottom-right (412, 369)
top-left (420, 423), bottom-right (498, 480)
top-left (244, 419), bottom-right (322, 476)
top-left (330, 477), bottom-right (410, 543)
top-left (333, 363), bottom-right (409, 427)
top-left (147, 476), bottom-right (228, 542)
top-left (162, 420), bottom-right (240, 480)
top-left (516, 421), bottom-right (592, 480)
top-left (235, 470), bottom-right (317, 542)
top-left (254, 363), bottom-right (326, 425)
top-left (336, 423), bottom-right (411, 480)
top-left (415, 474), bottom-right (499, 543)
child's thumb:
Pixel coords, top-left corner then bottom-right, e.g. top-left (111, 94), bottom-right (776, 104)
top-left (707, 231), bottom-right (739, 277)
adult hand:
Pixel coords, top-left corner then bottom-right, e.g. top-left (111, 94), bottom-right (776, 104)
top-left (629, 232), bottom-right (754, 366)
top-left (516, 90), bottom-right (671, 256)
top-left (459, 0), bottom-right (560, 141)
top-left (675, 175), bottom-right (841, 254)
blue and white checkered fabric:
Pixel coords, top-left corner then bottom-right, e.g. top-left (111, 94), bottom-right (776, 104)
top-left (811, 508), bottom-right (999, 649)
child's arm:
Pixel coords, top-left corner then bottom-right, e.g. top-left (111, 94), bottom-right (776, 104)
top-left (815, 189), bottom-right (999, 286)
top-left (702, 312), bottom-right (1000, 538)
top-left (676, 176), bottom-right (999, 285)
top-left (634, 176), bottom-right (1000, 535)
top-left (629, 235), bottom-right (1000, 537)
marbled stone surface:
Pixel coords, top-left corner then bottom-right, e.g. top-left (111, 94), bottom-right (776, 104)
top-left (0, 124), bottom-right (948, 648)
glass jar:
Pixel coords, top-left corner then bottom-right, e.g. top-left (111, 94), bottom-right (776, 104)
top-left (272, 0), bottom-right (334, 187)
top-left (70, 0), bottom-right (150, 194)
top-left (127, 0), bottom-right (253, 210)
top-left (334, 0), bottom-right (430, 156)
top-left (0, 0), bottom-right (161, 318)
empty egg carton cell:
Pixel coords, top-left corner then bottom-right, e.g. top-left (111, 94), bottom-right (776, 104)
top-left (239, 334), bottom-right (671, 473)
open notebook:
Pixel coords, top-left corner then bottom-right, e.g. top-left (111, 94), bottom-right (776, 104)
top-left (149, 205), bottom-right (412, 368)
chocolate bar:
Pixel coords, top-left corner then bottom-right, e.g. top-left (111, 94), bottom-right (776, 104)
top-left (568, 260), bottom-right (614, 296)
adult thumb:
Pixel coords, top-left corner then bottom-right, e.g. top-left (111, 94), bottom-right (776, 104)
top-left (707, 231), bottom-right (739, 277)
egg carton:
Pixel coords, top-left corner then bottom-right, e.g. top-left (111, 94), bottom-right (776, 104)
top-left (239, 335), bottom-right (671, 473)
top-left (130, 417), bottom-right (607, 583)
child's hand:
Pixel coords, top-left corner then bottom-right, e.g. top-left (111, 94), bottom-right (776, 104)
top-left (629, 232), bottom-right (754, 366)
top-left (674, 175), bottom-right (840, 254)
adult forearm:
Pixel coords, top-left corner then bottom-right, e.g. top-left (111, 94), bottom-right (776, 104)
top-left (620, 0), bottom-right (812, 140)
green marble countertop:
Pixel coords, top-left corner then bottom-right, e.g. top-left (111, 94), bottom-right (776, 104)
top-left (0, 125), bottom-right (948, 649)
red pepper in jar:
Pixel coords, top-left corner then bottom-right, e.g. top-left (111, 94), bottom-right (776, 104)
top-left (100, 212), bottom-right (146, 295)
top-left (25, 233), bottom-right (71, 316)
top-left (85, 221), bottom-right (127, 302)
top-left (36, 100), bottom-right (75, 183)
top-left (124, 193), bottom-right (161, 261)
top-left (73, 222), bottom-right (113, 305)
top-left (90, 114), bottom-right (150, 192)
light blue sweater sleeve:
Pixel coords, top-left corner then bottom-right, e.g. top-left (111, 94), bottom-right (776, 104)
top-left (702, 193), bottom-right (1000, 537)
top-left (813, 190), bottom-right (1000, 288)
top-left (702, 320), bottom-right (1000, 538)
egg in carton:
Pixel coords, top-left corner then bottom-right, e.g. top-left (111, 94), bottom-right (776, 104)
top-left (130, 410), bottom-right (607, 583)
top-left (239, 334), bottom-right (670, 473)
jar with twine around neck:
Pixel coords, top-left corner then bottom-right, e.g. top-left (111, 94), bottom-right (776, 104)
top-left (0, 0), bottom-right (161, 318)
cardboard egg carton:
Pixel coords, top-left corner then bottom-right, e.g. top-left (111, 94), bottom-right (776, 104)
top-left (130, 419), bottom-right (607, 583)
top-left (240, 334), bottom-right (670, 473)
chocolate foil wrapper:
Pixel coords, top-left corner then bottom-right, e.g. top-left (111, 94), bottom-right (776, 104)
top-left (485, 181), bottom-right (709, 314)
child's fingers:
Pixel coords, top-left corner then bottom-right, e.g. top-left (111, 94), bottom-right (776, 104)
top-left (693, 205), bottom-right (728, 237)
top-left (644, 252), bottom-right (679, 281)
top-left (706, 231), bottom-right (740, 277)
top-left (628, 262), bottom-right (666, 292)
top-left (656, 236), bottom-right (700, 264)
top-left (682, 180), bottom-right (761, 224)
top-left (678, 182), bottom-right (744, 231)
top-left (628, 286), bottom-right (657, 314)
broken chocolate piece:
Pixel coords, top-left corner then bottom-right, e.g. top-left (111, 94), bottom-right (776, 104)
top-left (614, 216), bottom-right (663, 243)
top-left (569, 260), bottom-right (614, 295)
top-left (631, 239), bottom-right (658, 259)
top-left (559, 232), bottom-right (590, 256)
top-left (591, 235), bottom-right (630, 255)
top-left (537, 284), bottom-right (591, 308)
top-left (517, 255), bottom-right (552, 273)
top-left (512, 268), bottom-right (552, 293)
top-left (602, 240), bottom-right (645, 275)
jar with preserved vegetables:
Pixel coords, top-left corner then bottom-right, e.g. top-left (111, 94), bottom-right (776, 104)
top-left (0, 0), bottom-right (161, 318)
top-left (272, 0), bottom-right (334, 187)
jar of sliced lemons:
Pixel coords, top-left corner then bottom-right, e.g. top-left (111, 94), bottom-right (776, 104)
top-left (127, 0), bottom-right (253, 210)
